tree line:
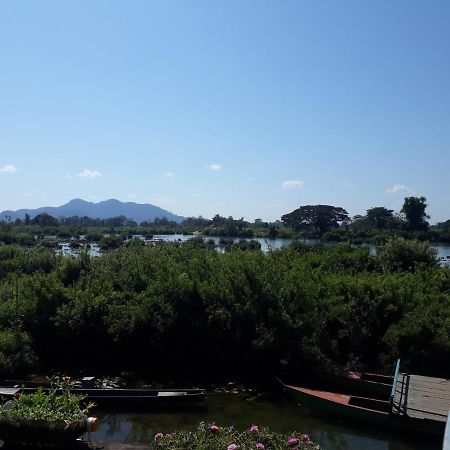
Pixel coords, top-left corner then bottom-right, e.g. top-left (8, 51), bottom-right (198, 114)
top-left (282, 196), bottom-right (450, 243)
top-left (1, 196), bottom-right (450, 247)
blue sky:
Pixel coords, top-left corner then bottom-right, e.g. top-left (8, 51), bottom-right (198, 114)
top-left (1, 1), bottom-right (449, 222)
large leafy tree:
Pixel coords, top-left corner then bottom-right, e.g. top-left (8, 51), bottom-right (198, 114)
top-left (366, 207), bottom-right (394, 229)
top-left (31, 213), bottom-right (59, 227)
top-left (401, 196), bottom-right (429, 231)
top-left (281, 205), bottom-right (349, 235)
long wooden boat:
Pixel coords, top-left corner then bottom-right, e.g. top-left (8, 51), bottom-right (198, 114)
top-left (0, 385), bottom-right (206, 408)
top-left (324, 370), bottom-right (393, 399)
top-left (278, 379), bottom-right (445, 436)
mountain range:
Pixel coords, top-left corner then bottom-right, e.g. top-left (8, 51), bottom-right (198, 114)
top-left (0, 199), bottom-right (185, 224)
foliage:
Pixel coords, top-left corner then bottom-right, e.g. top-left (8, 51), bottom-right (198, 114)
top-left (377, 237), bottom-right (438, 272)
top-left (0, 329), bottom-right (36, 376)
top-left (281, 205), bottom-right (349, 235)
top-left (99, 235), bottom-right (124, 250)
top-left (154, 422), bottom-right (318, 450)
top-left (0, 238), bottom-right (447, 379)
top-left (0, 387), bottom-right (92, 429)
top-left (31, 213), bottom-right (60, 227)
top-left (401, 196), bottom-right (429, 231)
top-left (366, 207), bottom-right (394, 229)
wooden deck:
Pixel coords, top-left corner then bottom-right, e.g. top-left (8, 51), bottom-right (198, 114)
top-left (392, 372), bottom-right (450, 423)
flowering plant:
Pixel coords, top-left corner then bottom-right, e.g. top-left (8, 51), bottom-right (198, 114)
top-left (154, 422), bottom-right (319, 449)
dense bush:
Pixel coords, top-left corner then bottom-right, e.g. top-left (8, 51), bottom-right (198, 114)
top-left (0, 329), bottom-right (36, 377)
top-left (0, 240), bottom-right (447, 380)
top-left (0, 387), bottom-right (93, 429)
top-left (377, 237), bottom-right (438, 272)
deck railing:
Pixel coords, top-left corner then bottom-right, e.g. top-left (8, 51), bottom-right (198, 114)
top-left (444, 411), bottom-right (450, 450)
top-left (389, 359), bottom-right (401, 414)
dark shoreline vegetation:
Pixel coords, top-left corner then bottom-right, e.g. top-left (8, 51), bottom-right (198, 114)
top-left (0, 235), bottom-right (448, 384)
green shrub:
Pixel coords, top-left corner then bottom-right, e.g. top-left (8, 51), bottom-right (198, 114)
top-left (0, 329), bottom-right (36, 376)
top-left (377, 237), bottom-right (437, 272)
top-left (0, 387), bottom-right (93, 429)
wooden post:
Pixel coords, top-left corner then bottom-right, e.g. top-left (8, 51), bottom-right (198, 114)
top-left (444, 411), bottom-right (450, 450)
top-left (389, 359), bottom-right (400, 414)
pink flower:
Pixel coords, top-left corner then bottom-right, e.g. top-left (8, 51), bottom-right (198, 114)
top-left (256, 443), bottom-right (265, 449)
top-left (250, 425), bottom-right (259, 435)
top-left (228, 445), bottom-right (237, 450)
top-left (288, 437), bottom-right (299, 447)
top-left (209, 424), bottom-right (220, 433)
top-left (154, 432), bottom-right (164, 440)
top-left (302, 434), bottom-right (311, 441)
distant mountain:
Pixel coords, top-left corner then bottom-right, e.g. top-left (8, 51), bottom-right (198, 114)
top-left (0, 199), bottom-right (185, 224)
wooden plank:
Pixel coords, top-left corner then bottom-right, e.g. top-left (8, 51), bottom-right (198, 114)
top-left (408, 384), bottom-right (450, 395)
top-left (407, 396), bottom-right (450, 407)
top-left (392, 373), bottom-right (450, 425)
top-left (407, 401), bottom-right (450, 412)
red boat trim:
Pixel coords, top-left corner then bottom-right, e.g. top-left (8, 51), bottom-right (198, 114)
top-left (286, 385), bottom-right (390, 415)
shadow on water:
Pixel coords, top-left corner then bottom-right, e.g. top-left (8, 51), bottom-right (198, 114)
top-left (89, 392), bottom-right (442, 450)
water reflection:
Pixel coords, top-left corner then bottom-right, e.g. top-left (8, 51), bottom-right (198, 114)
top-left (312, 430), bottom-right (388, 450)
top-left (89, 393), bottom-right (441, 450)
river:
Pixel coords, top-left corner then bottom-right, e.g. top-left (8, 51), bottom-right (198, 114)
top-left (89, 391), bottom-right (441, 450)
top-left (152, 234), bottom-right (450, 262)
top-left (56, 234), bottom-right (450, 264)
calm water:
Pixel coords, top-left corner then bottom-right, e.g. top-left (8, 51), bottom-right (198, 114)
top-left (153, 234), bottom-right (450, 262)
top-left (89, 392), bottom-right (442, 450)
top-left (56, 233), bottom-right (450, 265)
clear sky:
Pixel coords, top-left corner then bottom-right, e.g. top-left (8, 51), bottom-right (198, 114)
top-left (1, 1), bottom-right (449, 222)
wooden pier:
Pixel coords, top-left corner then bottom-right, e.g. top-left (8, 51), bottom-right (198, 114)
top-left (392, 372), bottom-right (450, 429)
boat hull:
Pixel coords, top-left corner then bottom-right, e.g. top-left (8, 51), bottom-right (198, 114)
top-left (329, 372), bottom-right (392, 399)
top-left (10, 387), bottom-right (206, 408)
top-left (281, 382), bottom-right (445, 436)
top-left (284, 384), bottom-right (390, 427)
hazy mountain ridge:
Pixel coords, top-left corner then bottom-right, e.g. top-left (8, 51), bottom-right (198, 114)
top-left (0, 199), bottom-right (185, 223)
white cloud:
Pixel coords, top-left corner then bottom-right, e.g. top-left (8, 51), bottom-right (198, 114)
top-left (128, 193), bottom-right (137, 199)
top-left (76, 169), bottom-right (102, 178)
top-left (208, 164), bottom-right (221, 171)
top-left (281, 180), bottom-right (304, 189)
top-left (386, 184), bottom-right (412, 194)
top-left (164, 171), bottom-right (175, 177)
top-left (0, 164), bottom-right (17, 173)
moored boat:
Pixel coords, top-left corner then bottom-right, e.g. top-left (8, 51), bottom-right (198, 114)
top-left (324, 370), bottom-right (393, 399)
top-left (0, 384), bottom-right (206, 408)
top-left (319, 360), bottom-right (399, 399)
top-left (278, 379), bottom-right (446, 436)
top-left (280, 380), bottom-right (390, 425)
